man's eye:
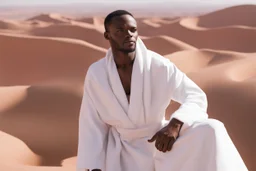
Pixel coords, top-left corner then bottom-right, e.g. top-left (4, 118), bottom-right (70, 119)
top-left (131, 28), bottom-right (137, 32)
top-left (117, 29), bottom-right (124, 32)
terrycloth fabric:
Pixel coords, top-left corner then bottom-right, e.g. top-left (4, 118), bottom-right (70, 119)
top-left (76, 38), bottom-right (248, 171)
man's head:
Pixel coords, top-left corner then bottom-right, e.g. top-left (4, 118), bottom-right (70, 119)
top-left (104, 10), bottom-right (138, 53)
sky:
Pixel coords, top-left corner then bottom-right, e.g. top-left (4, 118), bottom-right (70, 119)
top-left (1, 0), bottom-right (256, 6)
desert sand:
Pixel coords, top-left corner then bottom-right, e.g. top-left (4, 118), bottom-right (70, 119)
top-left (0, 4), bottom-right (255, 171)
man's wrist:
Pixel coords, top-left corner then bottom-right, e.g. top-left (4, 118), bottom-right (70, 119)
top-left (168, 118), bottom-right (183, 132)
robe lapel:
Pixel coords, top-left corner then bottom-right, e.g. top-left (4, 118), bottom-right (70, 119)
top-left (141, 49), bottom-right (152, 124)
top-left (108, 52), bottom-right (129, 112)
top-left (106, 49), bottom-right (134, 127)
top-left (106, 38), bottom-right (152, 127)
top-left (128, 38), bottom-right (153, 125)
top-left (127, 45), bottom-right (144, 125)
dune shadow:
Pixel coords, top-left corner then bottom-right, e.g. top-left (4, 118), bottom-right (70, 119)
top-left (0, 85), bottom-right (82, 166)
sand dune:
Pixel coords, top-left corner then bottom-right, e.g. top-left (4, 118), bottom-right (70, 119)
top-left (0, 21), bottom-right (196, 57)
top-left (30, 22), bottom-right (107, 46)
top-left (75, 16), bottom-right (106, 29)
top-left (76, 17), bottom-right (94, 24)
top-left (165, 49), bottom-right (248, 73)
top-left (25, 20), bottom-right (51, 27)
top-left (30, 23), bottom-right (108, 48)
top-left (3, 7), bottom-right (256, 53)
top-left (0, 33), bottom-right (106, 85)
top-left (0, 85), bottom-right (82, 167)
top-left (0, 4), bottom-right (255, 171)
top-left (0, 131), bottom-right (41, 166)
top-left (139, 18), bottom-right (256, 52)
top-left (30, 26), bottom-right (196, 55)
top-left (134, 5), bottom-right (256, 53)
top-left (61, 157), bottom-right (77, 169)
top-left (0, 20), bottom-right (22, 30)
top-left (142, 36), bottom-right (196, 55)
top-left (142, 17), bottom-right (180, 28)
top-left (27, 14), bottom-right (73, 24)
top-left (180, 15), bottom-right (256, 31)
top-left (198, 5), bottom-right (256, 28)
top-left (13, 21), bottom-right (195, 55)
top-left (0, 86), bottom-right (29, 113)
top-left (136, 17), bottom-right (179, 31)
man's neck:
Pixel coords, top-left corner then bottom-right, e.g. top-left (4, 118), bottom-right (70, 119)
top-left (112, 50), bottom-right (136, 66)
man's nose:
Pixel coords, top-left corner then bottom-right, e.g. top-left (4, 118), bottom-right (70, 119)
top-left (125, 30), bottom-right (133, 37)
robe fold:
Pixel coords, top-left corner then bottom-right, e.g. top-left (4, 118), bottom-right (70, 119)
top-left (77, 38), bottom-right (248, 171)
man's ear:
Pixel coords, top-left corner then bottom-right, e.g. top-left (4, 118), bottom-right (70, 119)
top-left (104, 31), bottom-right (110, 40)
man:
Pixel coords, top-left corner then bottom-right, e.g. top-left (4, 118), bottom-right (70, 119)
top-left (77, 10), bottom-right (248, 171)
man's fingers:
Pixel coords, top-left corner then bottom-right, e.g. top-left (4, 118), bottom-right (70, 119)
top-left (150, 132), bottom-right (179, 152)
top-left (156, 135), bottom-right (165, 151)
top-left (167, 137), bottom-right (176, 151)
top-left (155, 133), bottom-right (163, 150)
top-left (148, 132), bottom-right (158, 143)
top-left (157, 142), bottom-right (164, 151)
top-left (162, 136), bottom-right (171, 152)
top-left (155, 134), bottom-right (162, 149)
top-left (156, 134), bottom-right (169, 152)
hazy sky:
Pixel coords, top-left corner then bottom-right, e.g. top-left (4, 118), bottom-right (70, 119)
top-left (1, 0), bottom-right (256, 6)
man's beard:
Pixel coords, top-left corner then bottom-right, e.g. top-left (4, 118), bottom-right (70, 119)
top-left (120, 47), bottom-right (136, 53)
top-left (110, 39), bottom-right (136, 53)
top-left (119, 43), bottom-right (136, 53)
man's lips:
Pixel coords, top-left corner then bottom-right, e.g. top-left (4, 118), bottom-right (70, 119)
top-left (124, 40), bottom-right (136, 44)
top-left (124, 39), bottom-right (136, 43)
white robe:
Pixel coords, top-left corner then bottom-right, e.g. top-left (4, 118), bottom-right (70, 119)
top-left (76, 38), bottom-right (248, 171)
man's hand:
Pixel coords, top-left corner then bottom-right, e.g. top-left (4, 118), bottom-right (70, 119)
top-left (148, 118), bottom-right (183, 152)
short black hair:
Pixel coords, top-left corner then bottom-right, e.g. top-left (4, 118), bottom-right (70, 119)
top-left (104, 10), bottom-right (134, 32)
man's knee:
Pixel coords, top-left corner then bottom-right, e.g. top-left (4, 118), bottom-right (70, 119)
top-left (206, 119), bottom-right (224, 129)
top-left (181, 119), bottom-right (226, 138)
top-left (200, 119), bottom-right (225, 135)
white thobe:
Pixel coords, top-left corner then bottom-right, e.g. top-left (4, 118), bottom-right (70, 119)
top-left (77, 38), bottom-right (248, 171)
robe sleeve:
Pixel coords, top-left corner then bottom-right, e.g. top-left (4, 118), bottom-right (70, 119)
top-left (77, 69), bottom-right (109, 171)
top-left (167, 60), bottom-right (208, 132)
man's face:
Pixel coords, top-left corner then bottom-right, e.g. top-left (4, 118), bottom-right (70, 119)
top-left (104, 14), bottom-right (138, 53)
